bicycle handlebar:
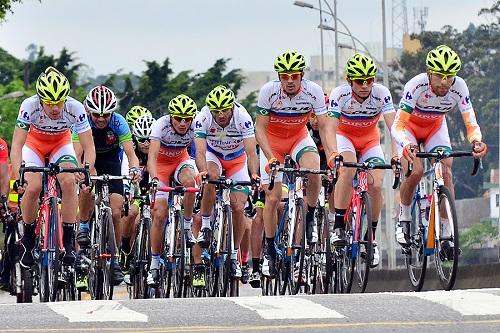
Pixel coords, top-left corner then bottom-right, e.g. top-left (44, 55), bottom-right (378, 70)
top-left (406, 150), bottom-right (480, 177)
top-left (90, 175), bottom-right (132, 182)
top-left (157, 186), bottom-right (200, 194)
top-left (336, 160), bottom-right (401, 189)
top-left (20, 162), bottom-right (91, 187)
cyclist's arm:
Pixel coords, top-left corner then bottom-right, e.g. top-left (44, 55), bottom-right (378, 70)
top-left (10, 127), bottom-right (28, 180)
top-left (72, 131), bottom-right (83, 164)
top-left (316, 113), bottom-right (337, 160)
top-left (147, 139), bottom-right (160, 180)
top-left (78, 129), bottom-right (96, 173)
top-left (243, 136), bottom-right (259, 176)
top-left (255, 114), bottom-right (273, 161)
top-left (390, 108), bottom-right (412, 149)
top-left (194, 137), bottom-right (208, 173)
top-left (382, 112), bottom-right (398, 158)
top-left (122, 140), bottom-right (139, 169)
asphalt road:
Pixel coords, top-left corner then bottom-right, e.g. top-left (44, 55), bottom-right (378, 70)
top-left (1, 285), bottom-right (499, 333)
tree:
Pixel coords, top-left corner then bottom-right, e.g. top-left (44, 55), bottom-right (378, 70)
top-left (0, 0), bottom-right (22, 21)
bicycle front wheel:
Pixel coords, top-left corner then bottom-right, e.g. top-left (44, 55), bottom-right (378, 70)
top-left (172, 212), bottom-right (185, 298)
top-left (350, 192), bottom-right (372, 293)
top-left (405, 198), bottom-right (427, 291)
top-left (289, 198), bottom-right (306, 295)
top-left (434, 186), bottom-right (459, 291)
top-left (48, 197), bottom-right (61, 302)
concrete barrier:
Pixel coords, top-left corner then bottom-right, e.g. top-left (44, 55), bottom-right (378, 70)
top-left (365, 263), bottom-right (500, 292)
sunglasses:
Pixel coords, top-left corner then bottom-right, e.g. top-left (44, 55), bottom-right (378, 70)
top-left (137, 137), bottom-right (150, 144)
top-left (171, 116), bottom-right (193, 122)
top-left (430, 71), bottom-right (455, 81)
top-left (42, 99), bottom-right (65, 107)
top-left (90, 112), bottom-right (112, 119)
top-left (211, 108), bottom-right (232, 115)
top-left (351, 77), bottom-right (375, 85)
top-left (279, 72), bottom-right (302, 81)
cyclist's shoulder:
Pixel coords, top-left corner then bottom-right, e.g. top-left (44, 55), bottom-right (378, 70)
top-left (233, 102), bottom-right (251, 120)
top-left (403, 73), bottom-right (429, 91)
top-left (19, 95), bottom-right (40, 113)
top-left (259, 80), bottom-right (281, 95)
top-left (330, 84), bottom-right (352, 100)
top-left (301, 78), bottom-right (323, 94)
top-left (371, 83), bottom-right (392, 96)
top-left (63, 96), bottom-right (86, 114)
top-left (449, 76), bottom-right (469, 93)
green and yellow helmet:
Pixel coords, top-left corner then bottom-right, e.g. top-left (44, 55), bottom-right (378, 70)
top-left (345, 53), bottom-right (377, 79)
top-left (36, 66), bottom-right (70, 103)
top-left (274, 50), bottom-right (306, 73)
top-left (126, 105), bottom-right (152, 126)
top-left (205, 85), bottom-right (235, 110)
top-left (168, 94), bottom-right (197, 117)
top-left (426, 45), bottom-right (461, 74)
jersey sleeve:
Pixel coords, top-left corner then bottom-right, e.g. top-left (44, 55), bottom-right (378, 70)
top-left (237, 105), bottom-right (255, 139)
top-left (0, 138), bottom-right (8, 164)
top-left (256, 82), bottom-right (273, 116)
top-left (454, 78), bottom-right (482, 143)
top-left (194, 108), bottom-right (210, 139)
top-left (71, 102), bottom-right (92, 134)
top-left (327, 87), bottom-right (343, 119)
top-left (71, 127), bottom-right (80, 143)
top-left (379, 86), bottom-right (395, 115)
top-left (398, 77), bottom-right (419, 114)
top-left (310, 83), bottom-right (327, 116)
top-left (150, 117), bottom-right (163, 141)
top-left (390, 109), bottom-right (412, 149)
top-left (16, 98), bottom-right (32, 131)
top-left (111, 113), bottom-right (133, 143)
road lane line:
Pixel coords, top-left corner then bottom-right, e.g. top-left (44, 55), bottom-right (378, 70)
top-left (404, 290), bottom-right (500, 316)
top-left (47, 300), bottom-right (148, 322)
top-left (229, 296), bottom-right (345, 320)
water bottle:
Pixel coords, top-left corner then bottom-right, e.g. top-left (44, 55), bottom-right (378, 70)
top-left (420, 195), bottom-right (429, 228)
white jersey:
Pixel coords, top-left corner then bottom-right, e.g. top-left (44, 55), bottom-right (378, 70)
top-left (16, 95), bottom-right (90, 134)
top-left (257, 79), bottom-right (327, 138)
top-left (328, 83), bottom-right (394, 135)
top-left (194, 103), bottom-right (254, 160)
top-left (150, 115), bottom-right (194, 161)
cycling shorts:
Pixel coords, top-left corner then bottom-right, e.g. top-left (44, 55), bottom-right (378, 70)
top-left (337, 134), bottom-right (386, 165)
top-left (397, 118), bottom-right (452, 158)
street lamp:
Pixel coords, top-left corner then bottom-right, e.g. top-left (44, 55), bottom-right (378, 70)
top-left (318, 24), bottom-right (375, 60)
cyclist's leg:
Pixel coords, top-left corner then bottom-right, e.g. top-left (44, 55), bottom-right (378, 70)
top-left (149, 194), bottom-right (168, 286)
top-left (330, 134), bottom-right (356, 245)
top-left (249, 200), bottom-right (264, 287)
top-left (175, 159), bottom-right (198, 247)
top-left (198, 152), bottom-right (221, 247)
top-left (240, 218), bottom-right (251, 283)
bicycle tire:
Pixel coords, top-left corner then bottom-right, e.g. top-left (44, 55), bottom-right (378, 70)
top-left (323, 210), bottom-right (334, 294)
top-left (289, 197), bottom-right (307, 295)
top-left (434, 185), bottom-right (459, 291)
top-left (16, 266), bottom-right (33, 303)
top-left (221, 205), bottom-right (232, 297)
top-left (48, 197), bottom-right (61, 302)
top-left (88, 208), bottom-right (102, 300)
top-left (405, 197), bottom-right (427, 291)
top-left (351, 192), bottom-right (372, 293)
top-left (172, 211), bottom-right (185, 298)
top-left (101, 207), bottom-right (114, 300)
top-left (276, 206), bottom-right (290, 296)
top-left (134, 218), bottom-right (151, 299)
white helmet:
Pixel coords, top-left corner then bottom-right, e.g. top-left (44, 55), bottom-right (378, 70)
top-left (132, 115), bottom-right (155, 139)
top-left (84, 85), bottom-right (118, 115)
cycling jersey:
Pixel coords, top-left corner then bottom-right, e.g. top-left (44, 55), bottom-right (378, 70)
top-left (194, 103), bottom-right (254, 161)
top-left (307, 126), bottom-right (326, 170)
top-left (257, 79), bottom-right (327, 139)
top-left (0, 138), bottom-right (7, 164)
top-left (392, 73), bottom-right (482, 149)
top-left (150, 115), bottom-right (194, 163)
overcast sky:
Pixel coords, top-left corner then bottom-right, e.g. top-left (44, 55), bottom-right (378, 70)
top-left (0, 0), bottom-right (494, 76)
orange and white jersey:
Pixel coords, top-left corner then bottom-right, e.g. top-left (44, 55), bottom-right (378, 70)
top-left (16, 95), bottom-right (90, 135)
top-left (392, 73), bottom-right (481, 148)
top-left (328, 83), bottom-right (394, 137)
top-left (257, 79), bottom-right (327, 138)
top-left (150, 115), bottom-right (194, 163)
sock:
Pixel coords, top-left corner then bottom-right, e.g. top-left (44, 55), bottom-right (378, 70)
top-left (328, 211), bottom-right (336, 232)
top-left (306, 205), bottom-right (316, 223)
top-left (79, 220), bottom-right (89, 231)
top-left (241, 251), bottom-right (249, 263)
top-left (334, 208), bottom-right (346, 230)
top-left (372, 220), bottom-right (378, 240)
top-left (121, 237), bottom-right (131, 253)
top-left (231, 248), bottom-right (238, 260)
top-left (150, 254), bottom-right (160, 270)
top-left (62, 223), bottom-right (74, 246)
top-left (399, 204), bottom-right (411, 221)
top-left (252, 257), bottom-right (261, 272)
top-left (266, 237), bottom-right (276, 257)
top-left (23, 222), bottom-right (36, 239)
top-left (201, 215), bottom-right (211, 229)
top-left (183, 217), bottom-right (192, 230)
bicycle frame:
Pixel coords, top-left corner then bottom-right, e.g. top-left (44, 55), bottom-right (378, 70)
top-left (344, 170), bottom-right (368, 254)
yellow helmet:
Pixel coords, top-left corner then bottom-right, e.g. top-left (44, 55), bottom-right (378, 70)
top-left (36, 66), bottom-right (70, 102)
top-left (168, 94), bottom-right (197, 117)
top-left (205, 85), bottom-right (235, 110)
top-left (345, 53), bottom-right (377, 79)
top-left (126, 106), bottom-right (152, 126)
top-left (426, 45), bottom-right (461, 74)
top-left (274, 50), bottom-right (306, 73)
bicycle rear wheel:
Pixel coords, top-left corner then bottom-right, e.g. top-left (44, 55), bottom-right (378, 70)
top-left (289, 198), bottom-right (306, 295)
top-left (434, 186), bottom-right (459, 291)
top-left (405, 198), bottom-right (427, 291)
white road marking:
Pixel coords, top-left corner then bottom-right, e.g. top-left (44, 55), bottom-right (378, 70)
top-left (229, 296), bottom-right (345, 320)
top-left (47, 300), bottom-right (148, 322)
top-left (404, 290), bottom-right (500, 316)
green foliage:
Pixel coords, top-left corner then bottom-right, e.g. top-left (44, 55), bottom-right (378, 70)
top-left (461, 220), bottom-right (499, 249)
top-left (0, 0), bottom-right (22, 21)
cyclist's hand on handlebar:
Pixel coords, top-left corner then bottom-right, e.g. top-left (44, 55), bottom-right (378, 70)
top-left (13, 179), bottom-right (26, 195)
top-left (391, 155), bottom-right (401, 171)
top-left (402, 144), bottom-right (418, 163)
top-left (251, 173), bottom-right (261, 189)
top-left (472, 141), bottom-right (487, 159)
top-left (265, 157), bottom-right (279, 174)
top-left (129, 167), bottom-right (142, 183)
top-left (195, 171), bottom-right (208, 185)
top-left (149, 177), bottom-right (159, 190)
top-left (327, 151), bottom-right (339, 169)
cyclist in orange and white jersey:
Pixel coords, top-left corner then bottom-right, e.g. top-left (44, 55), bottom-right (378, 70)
top-left (194, 85), bottom-right (259, 280)
top-left (0, 138), bottom-right (8, 220)
top-left (391, 45), bottom-right (487, 248)
top-left (147, 94), bottom-right (198, 287)
top-left (255, 50), bottom-right (336, 277)
top-left (327, 53), bottom-right (397, 267)
top-left (10, 67), bottom-right (96, 268)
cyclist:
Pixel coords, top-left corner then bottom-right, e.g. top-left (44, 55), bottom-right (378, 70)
top-left (327, 53), bottom-right (397, 268)
top-left (125, 105), bottom-right (153, 128)
top-left (0, 137), bottom-right (8, 220)
top-left (392, 45), bottom-right (487, 252)
top-left (147, 94), bottom-right (198, 287)
top-left (10, 66), bottom-right (96, 268)
top-left (194, 85), bottom-right (259, 280)
top-left (74, 85), bottom-right (140, 285)
top-left (255, 50), bottom-right (335, 278)
top-left (120, 115), bottom-right (155, 280)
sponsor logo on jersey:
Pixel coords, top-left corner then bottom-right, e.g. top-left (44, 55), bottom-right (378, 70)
top-left (405, 91), bottom-right (412, 100)
top-left (195, 121), bottom-right (203, 129)
top-left (106, 131), bottom-right (118, 145)
top-left (384, 96), bottom-right (391, 104)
